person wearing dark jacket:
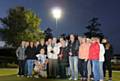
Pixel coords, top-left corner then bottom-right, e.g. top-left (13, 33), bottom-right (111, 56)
top-left (102, 38), bottom-right (113, 81)
top-left (16, 41), bottom-right (26, 77)
top-left (67, 34), bottom-right (79, 80)
top-left (34, 41), bottom-right (40, 55)
top-left (39, 39), bottom-right (47, 55)
top-left (58, 38), bottom-right (69, 79)
top-left (25, 42), bottom-right (37, 77)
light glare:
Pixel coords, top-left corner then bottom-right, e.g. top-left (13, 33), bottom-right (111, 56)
top-left (52, 8), bottom-right (62, 19)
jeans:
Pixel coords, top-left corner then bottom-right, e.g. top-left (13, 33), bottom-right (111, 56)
top-left (78, 59), bottom-right (88, 78)
top-left (69, 56), bottom-right (78, 80)
top-left (87, 60), bottom-right (92, 76)
top-left (18, 60), bottom-right (25, 75)
top-left (27, 59), bottom-right (34, 76)
top-left (92, 60), bottom-right (100, 81)
top-left (99, 61), bottom-right (104, 80)
top-left (24, 60), bottom-right (28, 75)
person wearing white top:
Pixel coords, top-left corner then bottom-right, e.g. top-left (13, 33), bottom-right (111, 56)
top-left (34, 48), bottom-right (48, 78)
top-left (47, 38), bottom-right (60, 78)
top-left (97, 38), bottom-right (105, 81)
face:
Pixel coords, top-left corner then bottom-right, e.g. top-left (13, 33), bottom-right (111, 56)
top-left (40, 39), bottom-right (45, 45)
top-left (25, 42), bottom-right (29, 47)
top-left (81, 38), bottom-right (86, 43)
top-left (86, 38), bottom-right (91, 43)
top-left (40, 49), bottom-right (45, 54)
top-left (102, 38), bottom-right (107, 43)
top-left (78, 36), bottom-right (82, 42)
top-left (60, 38), bottom-right (64, 43)
top-left (30, 42), bottom-right (34, 47)
top-left (34, 41), bottom-right (39, 46)
top-left (91, 38), bottom-right (95, 43)
top-left (96, 38), bottom-right (100, 43)
top-left (70, 34), bottom-right (75, 42)
top-left (21, 41), bottom-right (25, 47)
top-left (52, 38), bottom-right (57, 44)
top-left (61, 39), bottom-right (65, 47)
top-left (48, 38), bottom-right (52, 45)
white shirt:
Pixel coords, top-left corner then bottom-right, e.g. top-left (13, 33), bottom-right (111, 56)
top-left (47, 44), bottom-right (60, 59)
top-left (36, 54), bottom-right (47, 64)
top-left (99, 44), bottom-right (105, 62)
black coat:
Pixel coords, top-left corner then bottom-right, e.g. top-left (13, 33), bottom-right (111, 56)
top-left (25, 46), bottom-right (37, 60)
top-left (67, 40), bottom-right (79, 56)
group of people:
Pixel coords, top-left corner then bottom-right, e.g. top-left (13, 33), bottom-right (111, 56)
top-left (16, 34), bottom-right (113, 81)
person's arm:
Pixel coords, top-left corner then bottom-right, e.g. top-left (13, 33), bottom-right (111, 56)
top-left (45, 59), bottom-right (48, 64)
top-left (54, 46), bottom-right (60, 55)
top-left (75, 40), bottom-right (79, 51)
top-left (47, 46), bottom-right (53, 58)
top-left (16, 47), bottom-right (20, 58)
top-left (101, 44), bottom-right (105, 55)
top-left (110, 45), bottom-right (114, 59)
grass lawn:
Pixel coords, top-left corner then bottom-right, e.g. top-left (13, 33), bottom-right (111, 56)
top-left (0, 68), bottom-right (120, 81)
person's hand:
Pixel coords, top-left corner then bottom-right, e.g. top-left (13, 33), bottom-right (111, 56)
top-left (69, 52), bottom-right (72, 55)
top-left (85, 59), bottom-right (88, 61)
top-left (59, 54), bottom-right (63, 58)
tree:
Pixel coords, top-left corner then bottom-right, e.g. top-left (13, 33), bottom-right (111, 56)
top-left (84, 17), bottom-right (104, 38)
top-left (0, 6), bottom-right (45, 47)
top-left (44, 27), bottom-right (53, 40)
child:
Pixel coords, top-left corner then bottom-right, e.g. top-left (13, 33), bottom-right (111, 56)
top-left (34, 48), bottom-right (48, 78)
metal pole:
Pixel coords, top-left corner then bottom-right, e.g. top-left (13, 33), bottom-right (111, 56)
top-left (56, 18), bottom-right (58, 28)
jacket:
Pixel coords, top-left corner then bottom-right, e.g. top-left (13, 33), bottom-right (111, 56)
top-left (16, 46), bottom-right (26, 60)
top-left (67, 40), bottom-right (79, 56)
top-left (89, 42), bottom-right (100, 60)
top-left (25, 46), bottom-right (37, 60)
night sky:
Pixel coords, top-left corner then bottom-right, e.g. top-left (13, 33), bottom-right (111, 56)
top-left (0, 0), bottom-right (120, 54)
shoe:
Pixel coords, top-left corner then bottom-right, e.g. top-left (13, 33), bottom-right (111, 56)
top-left (20, 75), bottom-right (24, 77)
top-left (27, 76), bottom-right (30, 78)
top-left (74, 78), bottom-right (78, 80)
top-left (83, 77), bottom-right (87, 81)
top-left (108, 77), bottom-right (112, 81)
top-left (34, 75), bottom-right (39, 78)
top-left (69, 77), bottom-right (72, 80)
top-left (27, 76), bottom-right (32, 78)
top-left (56, 75), bottom-right (60, 78)
top-left (100, 80), bottom-right (104, 81)
top-left (17, 75), bottom-right (20, 77)
top-left (108, 79), bottom-right (112, 81)
top-left (90, 77), bottom-right (94, 81)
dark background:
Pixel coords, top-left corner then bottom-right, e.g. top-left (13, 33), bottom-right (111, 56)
top-left (0, 0), bottom-right (120, 54)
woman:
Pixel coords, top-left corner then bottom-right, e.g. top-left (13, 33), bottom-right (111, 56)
top-left (58, 38), bottom-right (69, 79)
top-left (79, 37), bottom-right (91, 81)
top-left (102, 38), bottom-right (113, 81)
top-left (67, 34), bottom-right (79, 80)
top-left (25, 42), bottom-right (37, 77)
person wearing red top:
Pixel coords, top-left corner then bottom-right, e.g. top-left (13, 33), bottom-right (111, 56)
top-left (89, 40), bottom-right (100, 60)
top-left (89, 37), bottom-right (100, 81)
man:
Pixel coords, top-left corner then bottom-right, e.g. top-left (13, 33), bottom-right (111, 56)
top-left (16, 41), bottom-right (26, 77)
top-left (47, 38), bottom-right (60, 78)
